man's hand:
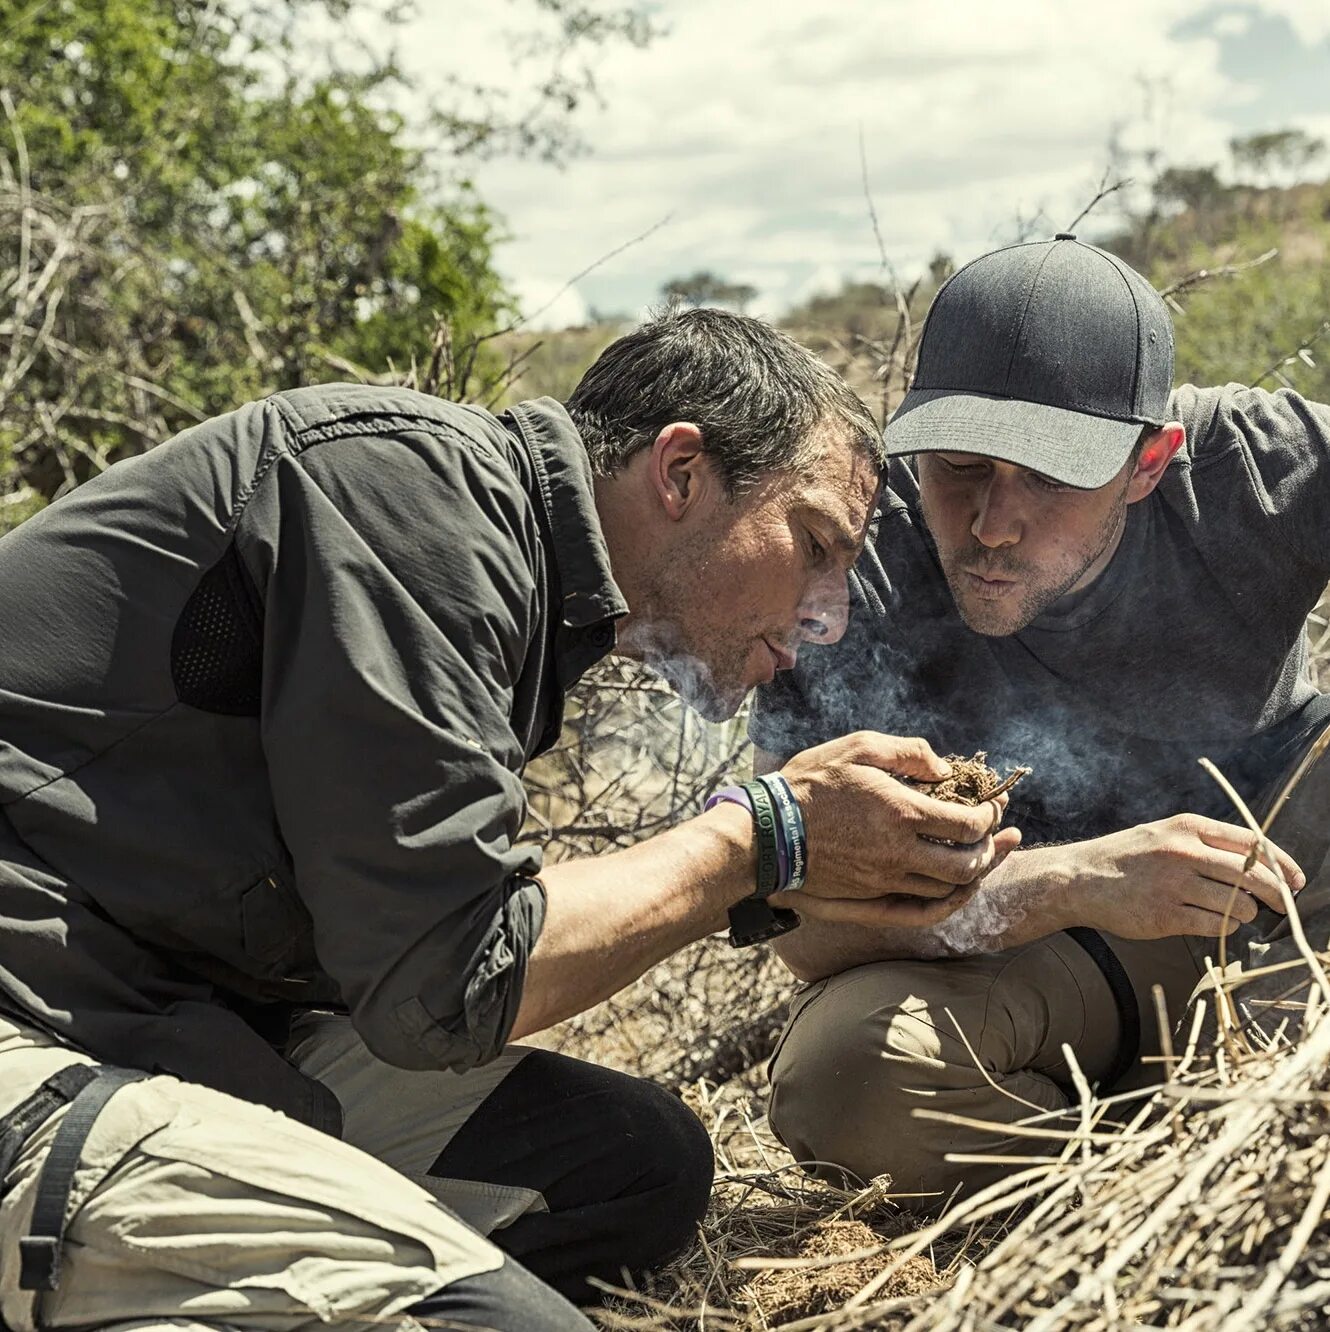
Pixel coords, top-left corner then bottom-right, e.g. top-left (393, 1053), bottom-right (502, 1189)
top-left (1060, 813), bottom-right (1306, 939)
top-left (768, 731), bottom-right (1022, 928)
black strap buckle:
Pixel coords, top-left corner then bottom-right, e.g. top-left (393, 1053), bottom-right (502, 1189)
top-left (17, 1235), bottom-right (60, 1292)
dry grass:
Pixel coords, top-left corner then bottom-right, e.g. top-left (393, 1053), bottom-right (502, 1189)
top-left (594, 1075), bottom-right (963, 1330)
top-left (895, 1000), bottom-right (1330, 1331)
top-left (586, 952), bottom-right (1330, 1331)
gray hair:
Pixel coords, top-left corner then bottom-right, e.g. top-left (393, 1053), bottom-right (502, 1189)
top-left (566, 307), bottom-right (884, 496)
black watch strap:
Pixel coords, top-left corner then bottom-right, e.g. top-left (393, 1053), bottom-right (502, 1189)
top-left (727, 897), bottom-right (800, 948)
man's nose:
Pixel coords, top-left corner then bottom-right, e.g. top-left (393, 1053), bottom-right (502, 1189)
top-left (797, 575), bottom-right (850, 647)
top-left (971, 476), bottom-right (1023, 549)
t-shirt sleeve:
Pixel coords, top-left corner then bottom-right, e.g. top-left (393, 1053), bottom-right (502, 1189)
top-left (1181, 382), bottom-right (1330, 578)
top-left (241, 421), bottom-right (547, 1073)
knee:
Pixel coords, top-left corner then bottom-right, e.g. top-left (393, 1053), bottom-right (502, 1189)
top-left (768, 974), bottom-right (948, 1189)
top-left (610, 1073), bottom-right (714, 1267)
top-left (518, 1054), bottom-right (714, 1269)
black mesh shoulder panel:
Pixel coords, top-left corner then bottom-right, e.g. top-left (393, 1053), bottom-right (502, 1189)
top-left (171, 542), bottom-right (264, 716)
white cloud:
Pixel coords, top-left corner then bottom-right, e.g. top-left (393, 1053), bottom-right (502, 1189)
top-left (1253, 0), bottom-right (1330, 44)
top-left (511, 276), bottom-right (591, 331)
top-left (1212, 10), bottom-right (1256, 37)
top-left (373, 0), bottom-right (1326, 326)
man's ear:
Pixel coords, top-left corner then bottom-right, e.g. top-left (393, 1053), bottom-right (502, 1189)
top-left (645, 422), bottom-right (712, 521)
top-left (1125, 423), bottom-right (1184, 503)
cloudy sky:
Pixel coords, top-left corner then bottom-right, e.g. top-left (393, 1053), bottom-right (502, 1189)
top-left (379, 1), bottom-right (1330, 327)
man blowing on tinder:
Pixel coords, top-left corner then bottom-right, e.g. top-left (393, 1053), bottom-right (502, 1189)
top-left (751, 236), bottom-right (1330, 1209)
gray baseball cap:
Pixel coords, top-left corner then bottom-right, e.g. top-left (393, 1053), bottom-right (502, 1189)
top-left (885, 235), bottom-right (1175, 488)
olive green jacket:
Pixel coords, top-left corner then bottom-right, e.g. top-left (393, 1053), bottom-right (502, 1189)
top-left (0, 385), bottom-right (624, 1133)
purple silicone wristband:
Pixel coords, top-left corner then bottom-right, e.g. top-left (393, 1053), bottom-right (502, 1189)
top-left (704, 785), bottom-right (751, 814)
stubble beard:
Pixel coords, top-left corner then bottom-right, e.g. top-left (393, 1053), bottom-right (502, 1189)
top-left (618, 565), bottom-right (748, 723)
top-left (936, 489), bottom-right (1129, 637)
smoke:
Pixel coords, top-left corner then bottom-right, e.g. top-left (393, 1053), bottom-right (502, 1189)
top-left (932, 874), bottom-right (1030, 955)
top-left (616, 618), bottom-right (737, 723)
top-left (793, 633), bottom-right (1250, 848)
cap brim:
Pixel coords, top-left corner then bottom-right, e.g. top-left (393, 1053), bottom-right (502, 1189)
top-left (885, 389), bottom-right (1141, 489)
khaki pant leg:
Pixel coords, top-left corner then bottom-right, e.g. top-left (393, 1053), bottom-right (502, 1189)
top-left (0, 1018), bottom-right (502, 1332)
top-left (768, 930), bottom-right (1202, 1210)
top-left (286, 1011), bottom-right (546, 1235)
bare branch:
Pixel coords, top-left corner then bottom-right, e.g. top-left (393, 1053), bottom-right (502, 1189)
top-left (856, 127), bottom-right (921, 417)
top-left (858, 124), bottom-right (890, 275)
top-left (232, 288), bottom-right (272, 369)
top-left (480, 339), bottom-right (545, 409)
top-left (1159, 248), bottom-right (1278, 301)
top-left (1253, 320), bottom-right (1330, 389)
top-left (499, 211), bottom-right (674, 338)
top-left (420, 318), bottom-right (455, 399)
top-left (1063, 170), bottom-right (1133, 236)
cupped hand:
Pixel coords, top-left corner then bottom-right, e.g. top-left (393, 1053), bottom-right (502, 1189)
top-left (775, 731), bottom-right (1021, 916)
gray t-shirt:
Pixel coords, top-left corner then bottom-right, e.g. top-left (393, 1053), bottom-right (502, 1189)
top-left (751, 384), bottom-right (1330, 839)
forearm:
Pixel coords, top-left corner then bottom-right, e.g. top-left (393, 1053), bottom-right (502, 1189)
top-left (773, 915), bottom-right (932, 981)
top-left (775, 843), bottom-right (1076, 981)
top-left (509, 801), bottom-right (755, 1040)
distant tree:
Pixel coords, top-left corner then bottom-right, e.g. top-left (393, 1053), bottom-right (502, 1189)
top-left (1231, 129), bottom-right (1326, 186)
top-left (1093, 136), bottom-right (1330, 404)
top-left (661, 271), bottom-right (758, 312)
top-left (927, 251), bottom-right (955, 286)
top-left (1153, 164), bottom-right (1228, 215)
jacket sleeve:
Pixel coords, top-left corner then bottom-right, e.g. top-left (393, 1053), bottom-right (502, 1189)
top-left (241, 418), bottom-right (548, 1071)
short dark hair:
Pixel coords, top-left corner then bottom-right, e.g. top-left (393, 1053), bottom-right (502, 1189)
top-left (566, 306), bottom-right (883, 496)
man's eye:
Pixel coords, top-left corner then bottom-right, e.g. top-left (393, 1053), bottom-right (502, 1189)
top-left (1031, 473), bottom-right (1070, 493)
top-left (937, 457), bottom-right (982, 474)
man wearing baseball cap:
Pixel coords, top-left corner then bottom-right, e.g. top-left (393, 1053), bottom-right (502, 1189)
top-left (750, 234), bottom-right (1330, 1208)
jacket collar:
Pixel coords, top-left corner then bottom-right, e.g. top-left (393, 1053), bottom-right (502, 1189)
top-left (502, 399), bottom-right (628, 683)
